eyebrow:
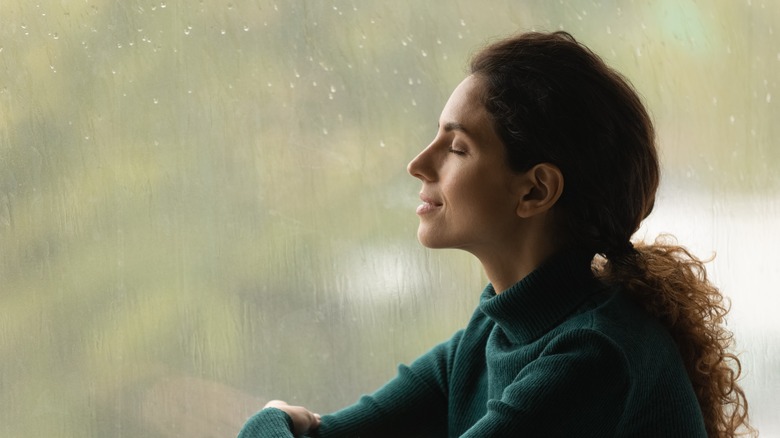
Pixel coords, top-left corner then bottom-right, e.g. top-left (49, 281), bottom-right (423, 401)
top-left (441, 122), bottom-right (469, 134)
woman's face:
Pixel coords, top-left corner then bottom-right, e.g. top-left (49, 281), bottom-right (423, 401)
top-left (407, 75), bottom-right (524, 256)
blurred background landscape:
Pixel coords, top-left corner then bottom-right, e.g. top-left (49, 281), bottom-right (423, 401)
top-left (1, 1), bottom-right (778, 436)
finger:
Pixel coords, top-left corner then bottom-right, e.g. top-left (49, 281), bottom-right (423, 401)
top-left (264, 400), bottom-right (288, 409)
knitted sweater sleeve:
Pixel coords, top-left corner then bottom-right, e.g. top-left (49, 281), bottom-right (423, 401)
top-left (237, 331), bottom-right (462, 438)
top-left (461, 329), bottom-right (630, 437)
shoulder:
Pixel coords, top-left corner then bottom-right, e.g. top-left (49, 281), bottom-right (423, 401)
top-left (572, 290), bottom-right (683, 365)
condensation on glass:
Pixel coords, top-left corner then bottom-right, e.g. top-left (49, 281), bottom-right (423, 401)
top-left (0, 1), bottom-right (777, 436)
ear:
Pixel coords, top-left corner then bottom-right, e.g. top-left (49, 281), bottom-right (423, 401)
top-left (515, 163), bottom-right (564, 218)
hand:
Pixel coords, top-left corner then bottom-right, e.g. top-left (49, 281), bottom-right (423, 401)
top-left (264, 400), bottom-right (321, 436)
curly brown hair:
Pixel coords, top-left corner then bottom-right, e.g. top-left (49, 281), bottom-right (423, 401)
top-left (470, 31), bottom-right (753, 437)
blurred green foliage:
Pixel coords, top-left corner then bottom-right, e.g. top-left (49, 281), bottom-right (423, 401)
top-left (0, 1), bottom-right (778, 436)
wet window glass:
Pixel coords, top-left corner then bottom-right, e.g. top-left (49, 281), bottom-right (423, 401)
top-left (1, 1), bottom-right (777, 436)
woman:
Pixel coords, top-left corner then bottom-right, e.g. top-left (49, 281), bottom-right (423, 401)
top-left (239, 31), bottom-right (751, 437)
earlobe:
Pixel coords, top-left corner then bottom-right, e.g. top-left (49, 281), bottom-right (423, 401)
top-left (515, 163), bottom-right (564, 218)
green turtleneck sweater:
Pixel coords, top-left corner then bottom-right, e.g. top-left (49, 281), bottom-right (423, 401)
top-left (238, 252), bottom-right (707, 437)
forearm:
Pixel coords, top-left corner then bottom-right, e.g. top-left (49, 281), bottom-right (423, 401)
top-left (238, 408), bottom-right (295, 438)
top-left (312, 363), bottom-right (447, 437)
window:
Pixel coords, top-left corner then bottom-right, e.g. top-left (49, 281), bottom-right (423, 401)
top-left (1, 1), bottom-right (777, 435)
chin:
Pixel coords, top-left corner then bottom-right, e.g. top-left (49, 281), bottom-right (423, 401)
top-left (416, 229), bottom-right (452, 249)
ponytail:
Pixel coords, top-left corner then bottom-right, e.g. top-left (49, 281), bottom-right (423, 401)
top-left (595, 235), bottom-right (753, 437)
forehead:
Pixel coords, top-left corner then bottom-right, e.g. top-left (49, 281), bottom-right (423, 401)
top-left (440, 76), bottom-right (500, 146)
top-left (441, 75), bottom-right (487, 123)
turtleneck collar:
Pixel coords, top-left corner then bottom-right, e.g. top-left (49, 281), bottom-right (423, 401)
top-left (479, 250), bottom-right (604, 345)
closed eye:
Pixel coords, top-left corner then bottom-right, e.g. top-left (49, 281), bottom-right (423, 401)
top-left (448, 146), bottom-right (467, 156)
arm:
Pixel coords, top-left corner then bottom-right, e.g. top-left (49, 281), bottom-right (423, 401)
top-left (237, 401), bottom-right (320, 438)
top-left (312, 332), bottom-right (464, 437)
top-left (237, 331), bottom-right (463, 438)
top-left (460, 329), bottom-right (630, 437)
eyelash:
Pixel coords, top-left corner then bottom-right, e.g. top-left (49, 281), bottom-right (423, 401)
top-left (448, 146), bottom-right (467, 156)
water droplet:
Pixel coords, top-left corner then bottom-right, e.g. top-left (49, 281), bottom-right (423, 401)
top-left (460, 19), bottom-right (466, 26)
top-left (267, 82), bottom-right (273, 87)
top-left (312, 81), bottom-right (317, 87)
top-left (421, 50), bottom-right (427, 57)
top-left (379, 141), bottom-right (385, 148)
top-left (52, 33), bottom-right (59, 40)
top-left (243, 25), bottom-right (250, 32)
top-left (729, 115), bottom-right (735, 124)
top-left (330, 85), bottom-right (336, 93)
top-left (322, 128), bottom-right (328, 135)
top-left (411, 99), bottom-right (417, 106)
top-left (153, 98), bottom-right (159, 104)
top-left (606, 26), bottom-right (612, 35)
top-left (767, 93), bottom-right (772, 103)
top-left (220, 29), bottom-right (226, 35)
top-left (289, 82), bottom-right (294, 89)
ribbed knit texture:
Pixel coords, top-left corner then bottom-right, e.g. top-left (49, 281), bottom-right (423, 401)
top-left (238, 251), bottom-right (707, 437)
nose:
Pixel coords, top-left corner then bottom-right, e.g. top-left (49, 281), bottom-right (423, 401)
top-left (407, 143), bottom-right (436, 181)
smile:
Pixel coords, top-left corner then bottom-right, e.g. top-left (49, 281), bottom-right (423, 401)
top-left (416, 194), bottom-right (443, 215)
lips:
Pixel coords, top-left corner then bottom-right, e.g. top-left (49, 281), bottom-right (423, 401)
top-left (416, 193), bottom-right (443, 215)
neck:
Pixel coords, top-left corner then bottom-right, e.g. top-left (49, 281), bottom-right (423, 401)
top-left (464, 214), bottom-right (564, 293)
top-left (475, 240), bottom-right (561, 294)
